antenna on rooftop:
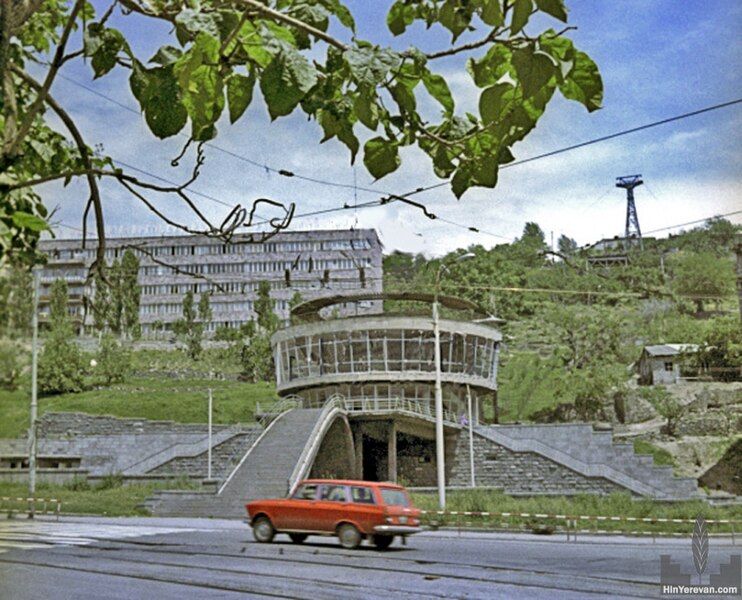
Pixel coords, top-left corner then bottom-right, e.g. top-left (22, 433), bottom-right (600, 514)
top-left (616, 174), bottom-right (644, 250)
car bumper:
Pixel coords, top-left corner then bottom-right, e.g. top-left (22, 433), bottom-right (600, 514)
top-left (372, 525), bottom-right (422, 536)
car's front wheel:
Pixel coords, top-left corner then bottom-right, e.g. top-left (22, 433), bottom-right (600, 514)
top-left (372, 535), bottom-right (394, 550)
top-left (252, 517), bottom-right (275, 543)
top-left (337, 523), bottom-right (362, 549)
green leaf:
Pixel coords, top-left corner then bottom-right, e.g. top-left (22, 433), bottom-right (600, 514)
top-left (149, 46), bottom-right (183, 67)
top-left (559, 50), bottom-right (603, 112)
top-left (472, 155), bottom-right (499, 188)
top-left (539, 32), bottom-right (575, 80)
top-left (182, 64), bottom-right (225, 140)
top-left (391, 80), bottom-right (417, 114)
top-left (432, 145), bottom-right (456, 178)
top-left (467, 44), bottom-right (512, 88)
top-left (440, 0), bottom-right (471, 41)
top-left (84, 24), bottom-right (127, 78)
top-left (130, 61), bottom-right (188, 139)
top-left (512, 48), bottom-right (557, 98)
top-left (363, 137), bottom-right (400, 179)
top-left (479, 83), bottom-right (515, 125)
top-left (226, 71), bottom-right (255, 123)
top-left (344, 47), bottom-right (402, 88)
top-left (11, 211), bottom-right (49, 232)
top-left (387, 2), bottom-right (414, 36)
top-left (288, 3), bottom-right (330, 49)
top-left (481, 0), bottom-right (504, 27)
top-left (510, 0), bottom-right (533, 35)
top-left (451, 163), bottom-right (473, 199)
top-left (422, 70), bottom-right (454, 116)
top-left (260, 47), bottom-right (319, 119)
top-left (354, 93), bottom-right (379, 129)
top-left (174, 8), bottom-right (221, 39)
top-left (535, 0), bottom-right (568, 22)
top-left (320, 0), bottom-right (356, 33)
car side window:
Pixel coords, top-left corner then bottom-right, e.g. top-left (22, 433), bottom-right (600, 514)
top-left (293, 483), bottom-right (318, 500)
top-left (320, 485), bottom-right (347, 502)
top-left (350, 486), bottom-right (376, 505)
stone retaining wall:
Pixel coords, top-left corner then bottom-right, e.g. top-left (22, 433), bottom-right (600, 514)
top-left (36, 412), bottom-right (235, 437)
top-left (449, 432), bottom-right (623, 496)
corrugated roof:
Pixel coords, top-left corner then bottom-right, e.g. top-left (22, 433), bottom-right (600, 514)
top-left (643, 344), bottom-right (699, 357)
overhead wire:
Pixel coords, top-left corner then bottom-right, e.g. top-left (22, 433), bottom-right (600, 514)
top-left (54, 73), bottom-right (742, 243)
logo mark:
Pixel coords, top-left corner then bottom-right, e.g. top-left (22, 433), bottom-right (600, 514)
top-left (693, 514), bottom-right (709, 583)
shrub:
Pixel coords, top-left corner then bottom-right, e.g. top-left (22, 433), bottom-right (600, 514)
top-left (96, 334), bottom-right (132, 385)
top-left (0, 339), bottom-right (25, 390)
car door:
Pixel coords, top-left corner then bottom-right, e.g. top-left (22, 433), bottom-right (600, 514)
top-left (314, 483), bottom-right (350, 532)
top-left (347, 484), bottom-right (380, 533)
top-left (279, 482), bottom-right (322, 531)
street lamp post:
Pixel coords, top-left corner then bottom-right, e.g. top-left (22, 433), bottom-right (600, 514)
top-left (28, 267), bottom-right (40, 518)
top-left (432, 294), bottom-right (445, 510)
top-left (433, 252), bottom-right (474, 510)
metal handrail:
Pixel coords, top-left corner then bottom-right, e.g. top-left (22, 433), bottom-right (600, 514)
top-left (286, 395), bottom-right (346, 495)
top-left (256, 395), bottom-right (304, 427)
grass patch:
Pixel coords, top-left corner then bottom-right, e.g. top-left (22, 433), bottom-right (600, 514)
top-left (410, 489), bottom-right (742, 535)
top-left (633, 439), bottom-right (676, 467)
top-left (0, 374), bottom-right (278, 438)
top-left (131, 346), bottom-right (244, 376)
top-left (0, 478), bottom-right (199, 517)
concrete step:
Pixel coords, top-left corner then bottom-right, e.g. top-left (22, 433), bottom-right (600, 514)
top-left (148, 408), bottom-right (329, 517)
top-left (476, 425), bottom-right (699, 500)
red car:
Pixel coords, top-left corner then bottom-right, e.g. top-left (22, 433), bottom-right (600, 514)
top-left (245, 479), bottom-right (422, 550)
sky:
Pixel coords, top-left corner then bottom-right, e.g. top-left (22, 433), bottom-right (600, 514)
top-left (40, 1), bottom-right (742, 256)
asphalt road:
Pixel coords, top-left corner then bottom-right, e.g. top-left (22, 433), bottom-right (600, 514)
top-left (0, 516), bottom-right (739, 599)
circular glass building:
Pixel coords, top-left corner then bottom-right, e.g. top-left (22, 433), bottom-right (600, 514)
top-left (272, 292), bottom-right (503, 425)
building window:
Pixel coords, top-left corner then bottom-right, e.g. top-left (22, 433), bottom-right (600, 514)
top-left (664, 361), bottom-right (674, 372)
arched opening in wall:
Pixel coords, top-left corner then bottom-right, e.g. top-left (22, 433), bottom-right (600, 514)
top-left (309, 417), bottom-right (355, 480)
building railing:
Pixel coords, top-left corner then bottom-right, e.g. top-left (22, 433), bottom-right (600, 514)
top-left (259, 393), bottom-right (461, 426)
top-left (339, 396), bottom-right (459, 424)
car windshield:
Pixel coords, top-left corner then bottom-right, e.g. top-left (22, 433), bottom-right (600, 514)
top-left (379, 488), bottom-right (410, 506)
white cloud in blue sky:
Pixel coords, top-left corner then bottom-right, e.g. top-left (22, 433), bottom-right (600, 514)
top-left (41, 1), bottom-right (742, 255)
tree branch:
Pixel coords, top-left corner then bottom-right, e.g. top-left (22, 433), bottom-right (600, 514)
top-left (236, 0), bottom-right (348, 51)
top-left (12, 65), bottom-right (107, 272)
top-left (424, 29), bottom-right (502, 60)
top-left (4, 0), bottom-right (84, 160)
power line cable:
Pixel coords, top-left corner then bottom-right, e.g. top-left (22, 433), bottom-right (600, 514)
top-left (57, 73), bottom-right (389, 198)
top-left (643, 210), bottom-right (742, 235)
top-left (394, 98), bottom-right (742, 200)
top-left (54, 73), bottom-right (742, 244)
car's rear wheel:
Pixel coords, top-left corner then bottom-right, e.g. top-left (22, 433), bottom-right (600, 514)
top-left (337, 523), bottom-right (362, 549)
top-left (289, 533), bottom-right (307, 544)
top-left (372, 535), bottom-right (394, 550)
top-left (252, 517), bottom-right (275, 543)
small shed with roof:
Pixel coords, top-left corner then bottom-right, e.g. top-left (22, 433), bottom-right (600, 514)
top-left (638, 344), bottom-right (698, 385)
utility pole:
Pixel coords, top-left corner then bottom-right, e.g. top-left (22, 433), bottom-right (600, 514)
top-left (28, 267), bottom-right (41, 518)
top-left (616, 175), bottom-right (644, 250)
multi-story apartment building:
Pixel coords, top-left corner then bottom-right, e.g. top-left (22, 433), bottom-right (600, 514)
top-left (38, 229), bottom-right (383, 337)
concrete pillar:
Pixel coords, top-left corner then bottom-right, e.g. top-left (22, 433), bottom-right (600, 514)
top-left (355, 431), bottom-right (364, 479)
top-left (387, 421), bottom-right (397, 483)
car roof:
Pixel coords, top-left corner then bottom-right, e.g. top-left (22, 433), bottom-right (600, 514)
top-left (300, 479), bottom-right (404, 489)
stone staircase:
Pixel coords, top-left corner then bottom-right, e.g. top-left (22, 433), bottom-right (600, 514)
top-left (143, 408), bottom-right (325, 518)
top-left (147, 430), bottom-right (262, 480)
top-left (473, 424), bottom-right (700, 500)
